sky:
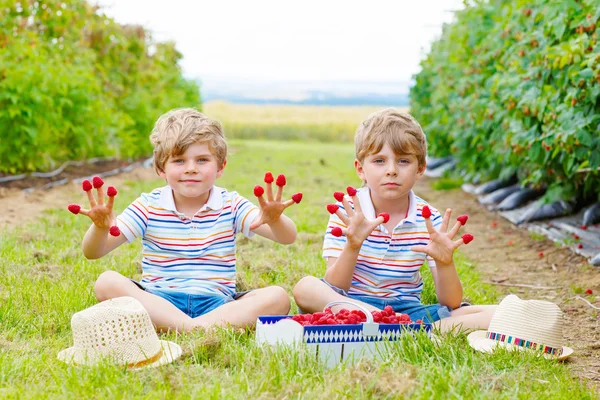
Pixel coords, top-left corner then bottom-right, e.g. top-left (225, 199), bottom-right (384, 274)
top-left (95, 0), bottom-right (464, 85)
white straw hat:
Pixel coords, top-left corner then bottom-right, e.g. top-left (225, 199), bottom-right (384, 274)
top-left (467, 295), bottom-right (573, 360)
top-left (58, 297), bottom-right (182, 369)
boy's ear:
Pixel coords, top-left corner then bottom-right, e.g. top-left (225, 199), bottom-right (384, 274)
top-left (354, 159), bottom-right (365, 181)
top-left (416, 162), bottom-right (426, 179)
top-left (216, 159), bottom-right (227, 178)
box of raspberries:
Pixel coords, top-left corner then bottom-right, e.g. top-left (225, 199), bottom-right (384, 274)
top-left (256, 301), bottom-right (431, 368)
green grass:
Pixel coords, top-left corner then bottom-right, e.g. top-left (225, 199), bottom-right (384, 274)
top-left (205, 101), bottom-right (407, 143)
top-left (0, 140), bottom-right (595, 398)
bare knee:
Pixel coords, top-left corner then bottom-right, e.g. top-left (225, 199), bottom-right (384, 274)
top-left (260, 286), bottom-right (291, 315)
top-left (292, 276), bottom-right (321, 307)
top-left (94, 271), bottom-right (133, 302)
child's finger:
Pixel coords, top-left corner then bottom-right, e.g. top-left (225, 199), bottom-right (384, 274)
top-left (67, 204), bottom-right (90, 216)
top-left (291, 193), bottom-right (302, 204)
top-left (282, 199), bottom-right (295, 209)
top-left (264, 172), bottom-right (274, 201)
top-left (369, 214), bottom-right (387, 231)
top-left (254, 185), bottom-right (267, 208)
top-left (340, 196), bottom-right (354, 218)
top-left (454, 233), bottom-right (474, 249)
top-left (440, 208), bottom-right (452, 232)
top-left (330, 226), bottom-right (347, 237)
top-left (410, 245), bottom-right (428, 254)
top-left (93, 176), bottom-right (105, 206)
top-left (249, 216), bottom-right (264, 231)
top-left (106, 186), bottom-right (117, 210)
top-left (347, 186), bottom-right (361, 213)
top-left (421, 205), bottom-right (435, 234)
top-left (447, 221), bottom-right (462, 239)
top-left (275, 174), bottom-right (286, 202)
top-left (82, 180), bottom-right (97, 208)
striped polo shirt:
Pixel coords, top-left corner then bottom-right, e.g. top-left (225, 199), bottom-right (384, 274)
top-left (116, 185), bottom-right (259, 296)
top-left (322, 187), bottom-right (442, 301)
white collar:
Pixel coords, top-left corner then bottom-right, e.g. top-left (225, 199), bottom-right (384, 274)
top-left (158, 185), bottom-right (223, 215)
top-left (356, 187), bottom-right (418, 228)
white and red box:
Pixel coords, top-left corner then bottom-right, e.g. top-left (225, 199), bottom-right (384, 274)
top-left (256, 301), bottom-right (432, 368)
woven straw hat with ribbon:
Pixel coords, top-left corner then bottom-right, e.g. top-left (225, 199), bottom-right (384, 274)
top-left (467, 294), bottom-right (573, 361)
top-left (58, 296), bottom-right (182, 369)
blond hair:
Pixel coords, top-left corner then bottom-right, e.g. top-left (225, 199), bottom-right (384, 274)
top-left (149, 108), bottom-right (227, 174)
top-left (354, 108), bottom-right (427, 167)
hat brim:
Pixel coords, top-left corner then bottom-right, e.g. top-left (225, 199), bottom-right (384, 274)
top-left (57, 340), bottom-right (182, 369)
top-left (467, 330), bottom-right (573, 361)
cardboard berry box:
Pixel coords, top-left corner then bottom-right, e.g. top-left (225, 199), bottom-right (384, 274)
top-left (256, 301), bottom-right (432, 368)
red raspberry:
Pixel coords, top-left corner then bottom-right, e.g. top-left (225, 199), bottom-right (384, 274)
top-left (581, 225), bottom-right (588, 230)
top-left (457, 215), bottom-right (468, 225)
top-left (292, 193), bottom-right (303, 203)
top-left (292, 315), bottom-right (303, 323)
top-left (92, 176), bottom-right (104, 189)
top-left (416, 319), bottom-right (423, 324)
top-left (326, 318), bottom-right (336, 325)
top-left (331, 227), bottom-right (343, 237)
top-left (109, 226), bottom-right (120, 237)
top-left (585, 289), bottom-right (593, 295)
top-left (327, 204), bottom-right (339, 214)
top-left (383, 305), bottom-right (394, 316)
top-left (67, 204), bottom-right (81, 214)
top-left (578, 244), bottom-right (583, 249)
top-left (422, 205), bottom-right (431, 219)
top-left (276, 174), bottom-right (286, 187)
top-left (462, 234), bottom-right (474, 244)
top-left (82, 180), bottom-right (93, 192)
top-left (379, 213), bottom-right (390, 223)
top-left (346, 186), bottom-right (357, 196)
top-left (573, 234), bottom-right (580, 240)
top-left (372, 311), bottom-right (382, 322)
top-left (333, 192), bottom-right (345, 202)
top-left (382, 316), bottom-right (391, 324)
top-left (538, 252), bottom-right (544, 258)
top-left (253, 185), bottom-right (264, 197)
top-left (106, 186), bottom-right (117, 197)
top-left (264, 172), bottom-right (274, 183)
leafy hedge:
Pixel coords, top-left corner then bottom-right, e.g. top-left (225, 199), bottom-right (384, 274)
top-left (410, 0), bottom-right (600, 203)
top-left (0, 0), bottom-right (200, 173)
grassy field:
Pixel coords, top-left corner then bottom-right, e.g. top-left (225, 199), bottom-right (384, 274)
top-left (0, 140), bottom-right (596, 398)
top-left (204, 101), bottom-right (407, 143)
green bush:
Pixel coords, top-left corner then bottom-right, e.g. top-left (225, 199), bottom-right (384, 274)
top-left (410, 0), bottom-right (600, 202)
top-left (0, 0), bottom-right (200, 173)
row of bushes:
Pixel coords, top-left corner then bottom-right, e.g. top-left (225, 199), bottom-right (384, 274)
top-left (0, 0), bottom-right (200, 174)
top-left (410, 0), bottom-right (600, 203)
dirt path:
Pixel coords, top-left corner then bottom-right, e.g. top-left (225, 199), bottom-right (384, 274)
top-left (415, 178), bottom-right (600, 385)
top-left (1, 168), bottom-right (598, 384)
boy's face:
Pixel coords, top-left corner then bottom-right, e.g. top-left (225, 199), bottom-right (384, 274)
top-left (355, 143), bottom-right (425, 202)
top-left (159, 141), bottom-right (225, 201)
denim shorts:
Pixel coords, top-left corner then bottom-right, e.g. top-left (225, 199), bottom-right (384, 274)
top-left (131, 280), bottom-right (250, 318)
top-left (322, 279), bottom-right (461, 323)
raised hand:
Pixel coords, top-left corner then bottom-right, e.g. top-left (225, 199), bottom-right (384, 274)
top-left (249, 172), bottom-right (302, 230)
top-left (410, 206), bottom-right (473, 266)
top-left (327, 186), bottom-right (387, 250)
top-left (67, 176), bottom-right (120, 236)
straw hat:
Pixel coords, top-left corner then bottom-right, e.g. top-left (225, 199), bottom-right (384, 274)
top-left (58, 297), bottom-right (182, 369)
top-left (467, 295), bottom-right (573, 360)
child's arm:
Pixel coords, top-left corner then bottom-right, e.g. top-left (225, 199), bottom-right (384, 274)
top-left (323, 189), bottom-right (385, 292)
top-left (410, 207), bottom-right (473, 310)
top-left (68, 177), bottom-right (128, 259)
top-left (249, 173), bottom-right (301, 244)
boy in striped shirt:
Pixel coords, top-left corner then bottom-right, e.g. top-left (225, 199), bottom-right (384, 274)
top-left (293, 109), bottom-right (496, 331)
top-left (70, 108), bottom-right (300, 332)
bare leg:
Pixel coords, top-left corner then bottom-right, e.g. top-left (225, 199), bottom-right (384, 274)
top-left (94, 271), bottom-right (195, 333)
top-left (293, 276), bottom-right (380, 313)
top-left (193, 286), bottom-right (291, 329)
top-left (434, 305), bottom-right (497, 333)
